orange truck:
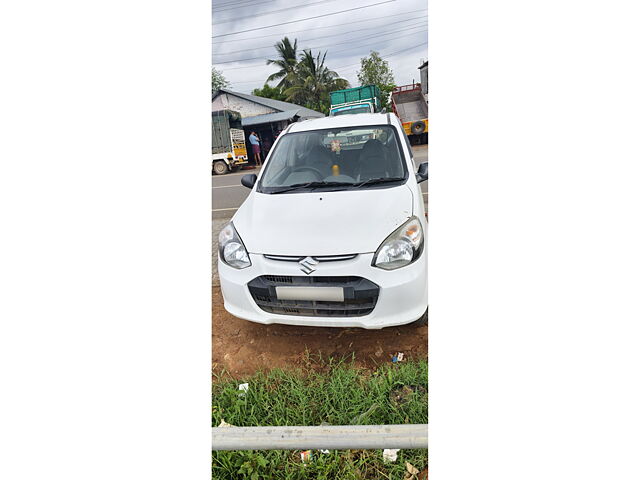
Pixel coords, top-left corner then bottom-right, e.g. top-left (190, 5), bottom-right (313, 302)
top-left (391, 83), bottom-right (428, 145)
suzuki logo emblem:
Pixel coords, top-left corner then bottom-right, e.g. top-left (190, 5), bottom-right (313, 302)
top-left (299, 256), bottom-right (319, 275)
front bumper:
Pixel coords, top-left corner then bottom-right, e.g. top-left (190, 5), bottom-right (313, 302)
top-left (218, 252), bottom-right (427, 329)
top-left (231, 157), bottom-right (248, 167)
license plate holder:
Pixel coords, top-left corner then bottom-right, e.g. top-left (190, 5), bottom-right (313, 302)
top-left (275, 286), bottom-right (344, 302)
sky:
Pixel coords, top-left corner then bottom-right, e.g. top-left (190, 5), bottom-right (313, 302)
top-left (212, 0), bottom-right (427, 94)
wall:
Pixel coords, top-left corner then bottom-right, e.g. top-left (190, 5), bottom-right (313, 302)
top-left (419, 65), bottom-right (428, 95)
top-left (211, 93), bottom-right (276, 118)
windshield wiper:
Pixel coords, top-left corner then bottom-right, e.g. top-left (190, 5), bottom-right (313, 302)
top-left (354, 177), bottom-right (405, 188)
top-left (268, 178), bottom-right (404, 194)
top-left (269, 181), bottom-right (351, 194)
top-left (308, 181), bottom-right (354, 191)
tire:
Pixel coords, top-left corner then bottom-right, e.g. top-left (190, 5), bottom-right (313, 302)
top-left (213, 161), bottom-right (229, 175)
top-left (411, 121), bottom-right (426, 135)
top-left (413, 307), bottom-right (428, 326)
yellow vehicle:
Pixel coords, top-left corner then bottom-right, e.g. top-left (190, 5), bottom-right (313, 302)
top-left (212, 109), bottom-right (248, 175)
top-left (391, 84), bottom-right (428, 145)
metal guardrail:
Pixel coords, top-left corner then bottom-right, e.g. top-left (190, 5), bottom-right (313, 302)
top-left (212, 424), bottom-right (428, 451)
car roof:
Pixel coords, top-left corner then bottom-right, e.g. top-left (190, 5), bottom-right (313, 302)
top-left (287, 113), bottom-right (400, 133)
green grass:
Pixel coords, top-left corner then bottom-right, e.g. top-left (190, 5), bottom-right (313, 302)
top-left (212, 357), bottom-right (428, 479)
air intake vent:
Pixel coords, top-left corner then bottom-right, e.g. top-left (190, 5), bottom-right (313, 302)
top-left (248, 276), bottom-right (379, 318)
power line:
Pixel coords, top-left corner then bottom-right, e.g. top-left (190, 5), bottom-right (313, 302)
top-left (214, 0), bottom-right (264, 9)
top-left (213, 19), bottom-right (427, 56)
top-left (213, 26), bottom-right (426, 65)
top-left (211, 11), bottom-right (424, 42)
top-left (332, 42), bottom-right (428, 71)
top-left (214, 23), bottom-right (427, 62)
top-left (213, 0), bottom-right (276, 13)
top-left (313, 28), bottom-right (426, 58)
top-left (217, 35), bottom-right (427, 71)
top-left (226, 41), bottom-right (428, 86)
top-left (213, 0), bottom-right (256, 7)
top-left (214, 0), bottom-right (342, 24)
top-left (212, 0), bottom-right (396, 38)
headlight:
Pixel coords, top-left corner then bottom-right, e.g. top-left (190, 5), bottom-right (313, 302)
top-left (372, 216), bottom-right (424, 270)
top-left (218, 222), bottom-right (251, 269)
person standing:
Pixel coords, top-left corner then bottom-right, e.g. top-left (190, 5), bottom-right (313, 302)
top-left (249, 131), bottom-right (262, 167)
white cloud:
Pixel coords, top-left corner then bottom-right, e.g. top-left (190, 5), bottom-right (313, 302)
top-left (212, 0), bottom-right (427, 93)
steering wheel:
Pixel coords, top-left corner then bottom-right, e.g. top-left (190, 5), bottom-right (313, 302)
top-left (294, 166), bottom-right (326, 180)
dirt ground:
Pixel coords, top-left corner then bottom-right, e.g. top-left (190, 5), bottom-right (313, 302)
top-left (212, 288), bottom-right (427, 377)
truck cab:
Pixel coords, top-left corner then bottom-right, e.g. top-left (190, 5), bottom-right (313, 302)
top-left (329, 85), bottom-right (382, 116)
top-left (330, 103), bottom-right (376, 116)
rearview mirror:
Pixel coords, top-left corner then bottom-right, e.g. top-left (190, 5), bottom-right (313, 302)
top-left (241, 174), bottom-right (257, 189)
top-left (416, 162), bottom-right (428, 183)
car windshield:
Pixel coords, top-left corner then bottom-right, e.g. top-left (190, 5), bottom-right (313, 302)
top-left (258, 125), bottom-right (407, 193)
top-left (332, 106), bottom-right (371, 115)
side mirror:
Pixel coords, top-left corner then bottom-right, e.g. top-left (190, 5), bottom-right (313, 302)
top-left (241, 174), bottom-right (257, 189)
top-left (416, 162), bottom-right (428, 183)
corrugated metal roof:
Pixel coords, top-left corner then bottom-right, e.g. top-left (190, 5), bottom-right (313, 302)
top-left (241, 109), bottom-right (300, 127)
top-left (213, 89), bottom-right (324, 119)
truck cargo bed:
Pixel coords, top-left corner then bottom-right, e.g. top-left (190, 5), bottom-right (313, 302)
top-left (394, 90), bottom-right (428, 121)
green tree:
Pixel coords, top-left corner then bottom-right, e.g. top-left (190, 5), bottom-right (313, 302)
top-left (266, 37), bottom-right (299, 90)
top-left (357, 51), bottom-right (396, 110)
top-left (251, 83), bottom-right (288, 102)
top-left (284, 50), bottom-right (349, 114)
top-left (211, 67), bottom-right (230, 96)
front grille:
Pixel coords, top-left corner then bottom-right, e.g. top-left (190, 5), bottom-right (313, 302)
top-left (248, 275), bottom-right (379, 317)
top-left (263, 275), bottom-right (294, 284)
top-left (263, 254), bottom-right (358, 262)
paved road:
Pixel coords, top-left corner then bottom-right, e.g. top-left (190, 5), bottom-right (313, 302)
top-left (212, 145), bottom-right (428, 219)
top-left (211, 167), bottom-right (262, 216)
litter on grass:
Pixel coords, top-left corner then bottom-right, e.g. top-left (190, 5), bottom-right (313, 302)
top-left (238, 383), bottom-right (249, 396)
top-left (320, 449), bottom-right (330, 454)
top-left (392, 352), bottom-right (405, 363)
top-left (300, 450), bottom-right (312, 463)
top-left (218, 419), bottom-right (234, 428)
top-left (383, 448), bottom-right (400, 462)
top-left (404, 461), bottom-right (420, 480)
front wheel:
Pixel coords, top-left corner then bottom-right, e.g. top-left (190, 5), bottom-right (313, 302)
top-left (213, 161), bottom-right (229, 175)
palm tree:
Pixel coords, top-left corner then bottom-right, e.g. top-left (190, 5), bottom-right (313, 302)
top-left (284, 50), bottom-right (349, 113)
top-left (266, 37), bottom-right (298, 90)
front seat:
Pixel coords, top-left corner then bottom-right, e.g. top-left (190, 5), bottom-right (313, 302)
top-left (358, 139), bottom-right (388, 180)
top-left (303, 145), bottom-right (334, 178)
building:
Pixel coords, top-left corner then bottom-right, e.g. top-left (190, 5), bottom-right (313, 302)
top-left (418, 60), bottom-right (428, 96)
top-left (212, 89), bottom-right (324, 164)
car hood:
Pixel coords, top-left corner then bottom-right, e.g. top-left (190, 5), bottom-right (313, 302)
top-left (233, 185), bottom-right (414, 256)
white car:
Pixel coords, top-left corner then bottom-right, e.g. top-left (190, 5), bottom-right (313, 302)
top-left (218, 113), bottom-right (428, 329)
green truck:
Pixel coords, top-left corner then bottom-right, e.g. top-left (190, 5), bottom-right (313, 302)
top-left (329, 85), bottom-right (382, 116)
